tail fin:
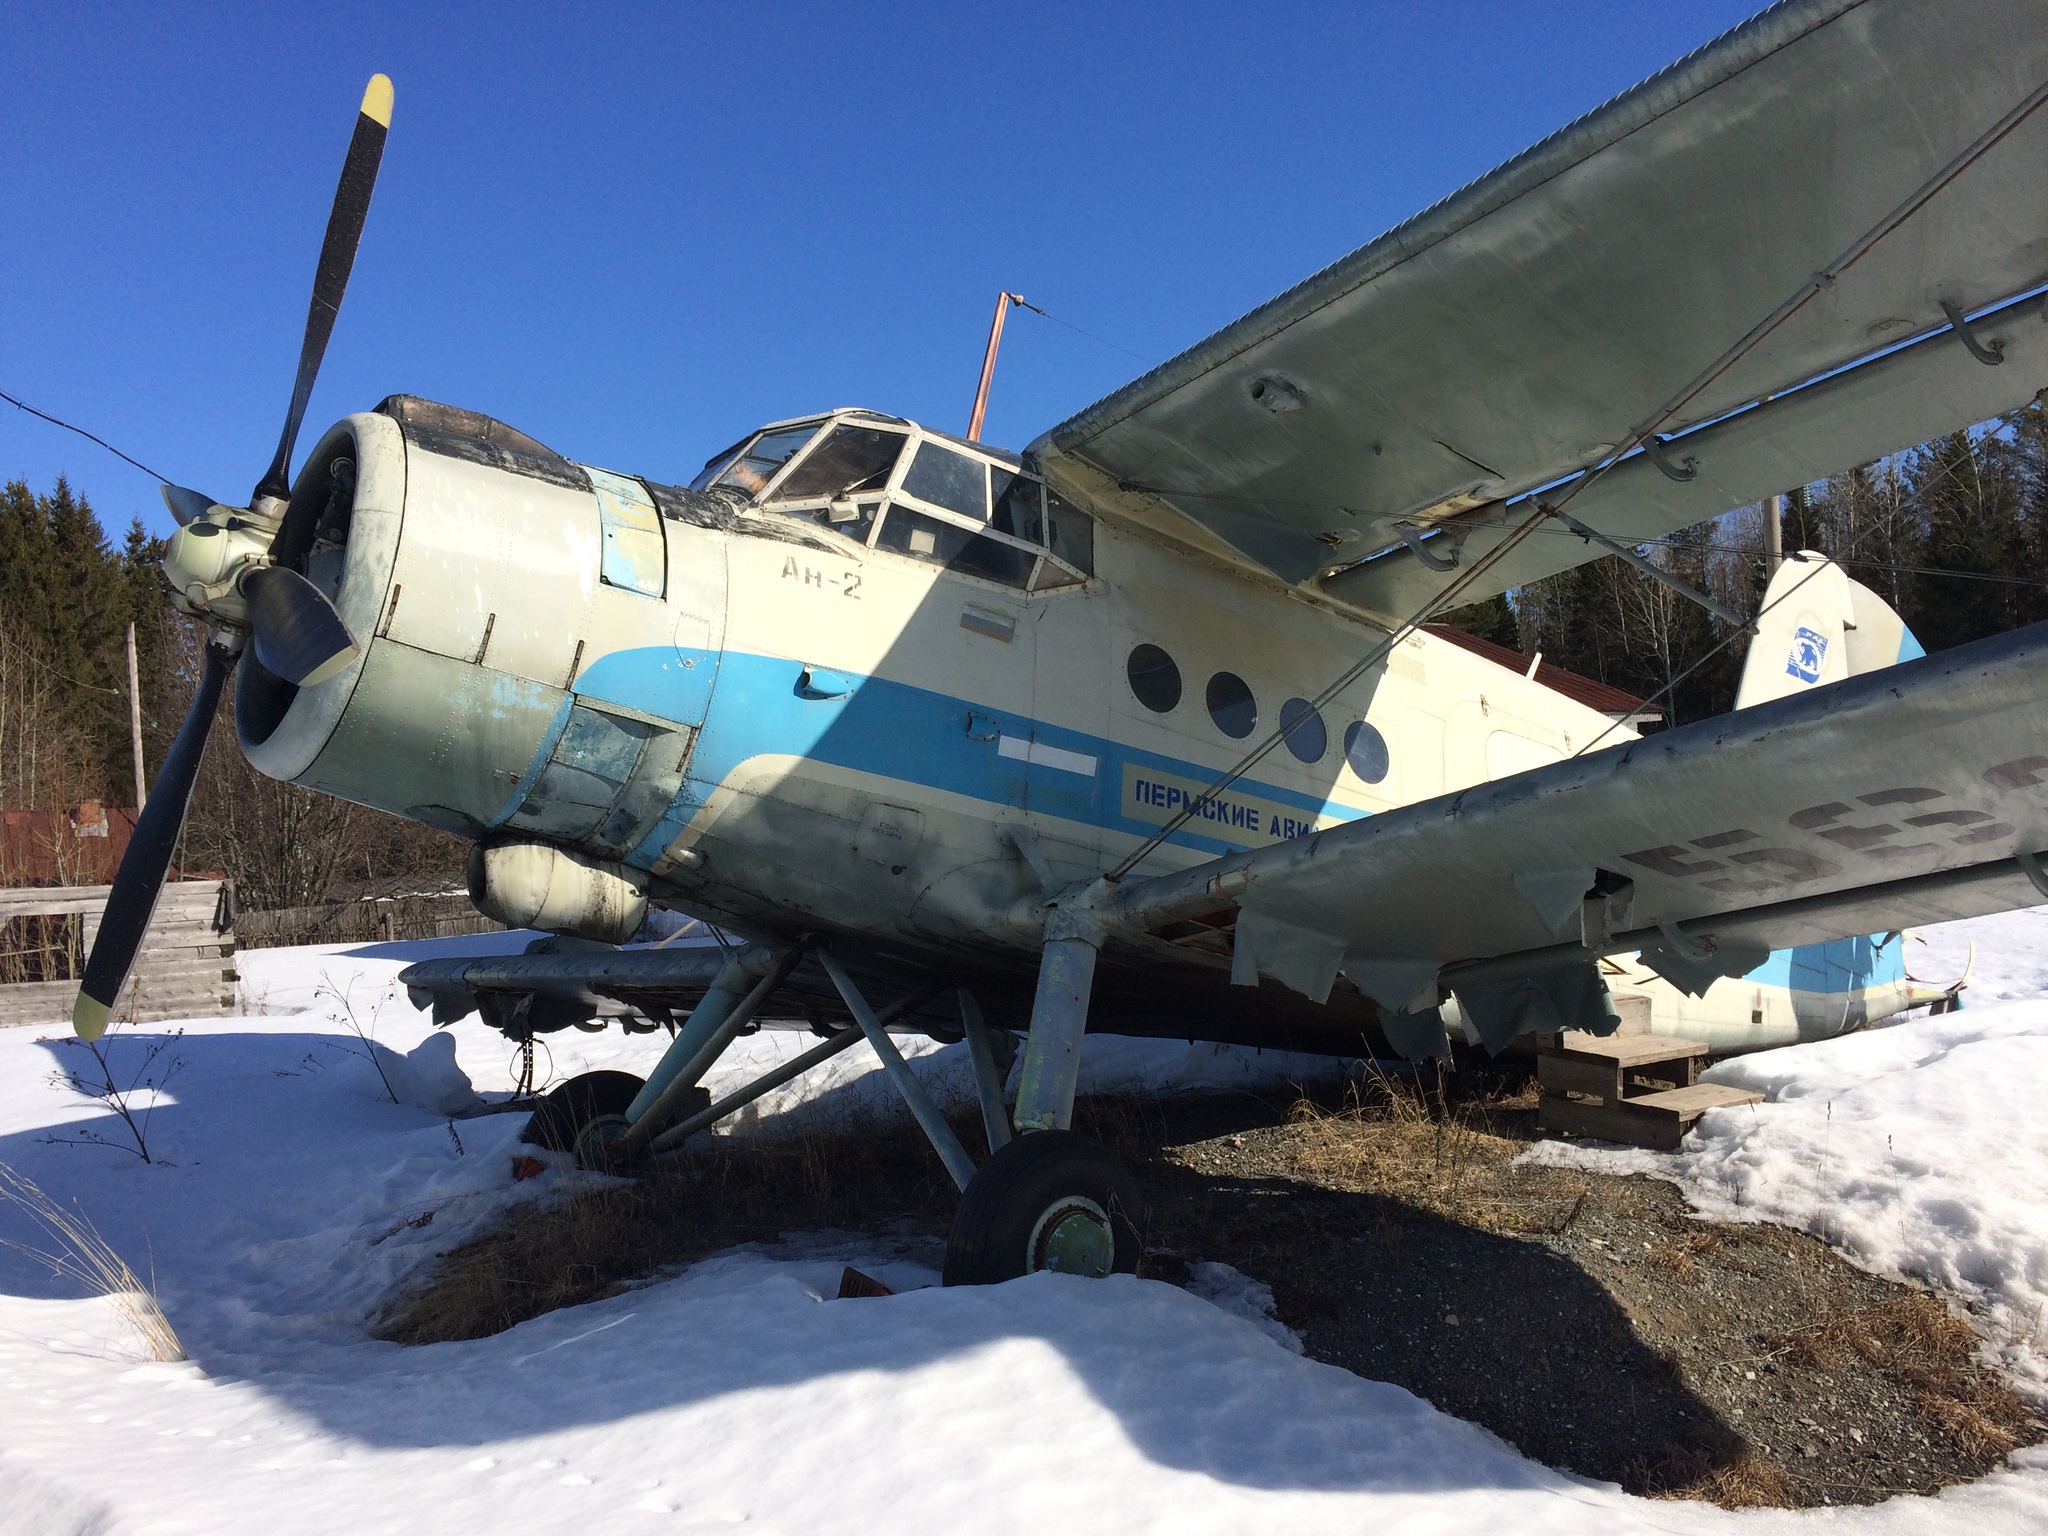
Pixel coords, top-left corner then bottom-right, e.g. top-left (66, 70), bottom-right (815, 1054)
top-left (1735, 551), bottom-right (1926, 709)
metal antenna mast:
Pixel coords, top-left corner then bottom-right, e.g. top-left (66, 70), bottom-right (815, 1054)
top-left (967, 292), bottom-right (1033, 442)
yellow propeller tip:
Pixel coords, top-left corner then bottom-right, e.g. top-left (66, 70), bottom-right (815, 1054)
top-left (299, 643), bottom-right (361, 690)
top-left (361, 73), bottom-right (394, 129)
top-left (72, 992), bottom-right (110, 1043)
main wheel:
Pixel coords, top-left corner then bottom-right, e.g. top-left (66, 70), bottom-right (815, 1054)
top-left (943, 1130), bottom-right (1143, 1286)
top-left (573, 1113), bottom-right (635, 1173)
top-left (520, 1070), bottom-right (645, 1152)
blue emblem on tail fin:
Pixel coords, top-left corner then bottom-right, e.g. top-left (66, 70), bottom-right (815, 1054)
top-left (1786, 626), bottom-right (1828, 685)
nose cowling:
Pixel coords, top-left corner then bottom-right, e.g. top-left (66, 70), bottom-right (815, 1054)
top-left (235, 411), bottom-right (407, 781)
top-left (232, 407), bottom-right (627, 845)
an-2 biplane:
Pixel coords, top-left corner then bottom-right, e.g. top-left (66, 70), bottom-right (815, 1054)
top-left (75, 0), bottom-right (2048, 1283)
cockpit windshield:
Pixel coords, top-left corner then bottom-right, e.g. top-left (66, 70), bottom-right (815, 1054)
top-left (769, 424), bottom-right (906, 502)
top-left (685, 409), bottom-right (1093, 592)
top-left (689, 423), bottom-right (819, 494)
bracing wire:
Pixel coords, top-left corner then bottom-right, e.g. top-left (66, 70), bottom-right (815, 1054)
top-left (1104, 67), bottom-right (2048, 881)
top-left (1566, 515), bottom-right (1901, 763)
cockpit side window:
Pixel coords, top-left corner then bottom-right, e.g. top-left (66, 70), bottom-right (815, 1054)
top-left (1046, 488), bottom-right (1093, 575)
top-left (990, 468), bottom-right (1045, 545)
top-left (876, 506), bottom-right (1036, 587)
top-left (900, 441), bottom-right (989, 520)
top-left (709, 425), bottom-right (818, 496)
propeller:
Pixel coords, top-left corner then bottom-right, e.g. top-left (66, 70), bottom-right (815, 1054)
top-left (72, 645), bottom-right (232, 1042)
top-left (252, 73), bottom-right (393, 510)
top-left (160, 485), bottom-right (215, 527)
top-left (241, 565), bottom-right (360, 686)
top-left (72, 74), bottom-right (393, 1040)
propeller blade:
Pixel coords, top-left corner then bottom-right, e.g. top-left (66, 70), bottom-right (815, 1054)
top-left (251, 73), bottom-right (393, 507)
top-left (73, 645), bottom-right (235, 1041)
top-left (161, 485), bottom-right (218, 527)
top-left (241, 565), bottom-right (359, 686)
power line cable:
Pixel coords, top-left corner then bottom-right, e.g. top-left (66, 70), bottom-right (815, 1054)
top-left (0, 388), bottom-right (171, 485)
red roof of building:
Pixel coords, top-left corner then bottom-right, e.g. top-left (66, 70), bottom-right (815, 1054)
top-left (1421, 625), bottom-right (1660, 722)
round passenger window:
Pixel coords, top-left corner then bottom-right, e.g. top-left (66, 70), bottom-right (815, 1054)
top-left (1206, 672), bottom-right (1257, 739)
top-left (1279, 698), bottom-right (1326, 763)
top-left (1344, 719), bottom-right (1390, 783)
top-left (1126, 644), bottom-right (1182, 713)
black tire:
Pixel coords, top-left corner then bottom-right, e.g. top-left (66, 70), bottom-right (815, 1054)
top-left (943, 1130), bottom-right (1143, 1286)
top-left (520, 1070), bottom-right (645, 1152)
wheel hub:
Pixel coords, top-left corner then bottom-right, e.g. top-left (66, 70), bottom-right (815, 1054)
top-left (573, 1112), bottom-right (633, 1172)
top-left (1029, 1195), bottom-right (1116, 1277)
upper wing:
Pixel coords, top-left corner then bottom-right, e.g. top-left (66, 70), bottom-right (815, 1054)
top-left (1102, 619), bottom-right (2048, 1031)
top-left (1033, 0), bottom-right (2048, 593)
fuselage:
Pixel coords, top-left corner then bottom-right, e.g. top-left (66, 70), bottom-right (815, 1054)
top-left (240, 403), bottom-right (1932, 1052)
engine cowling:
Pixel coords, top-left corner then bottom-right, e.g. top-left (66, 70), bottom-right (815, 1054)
top-left (235, 404), bottom-right (724, 889)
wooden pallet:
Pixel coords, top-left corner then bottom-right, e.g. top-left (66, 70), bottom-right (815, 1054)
top-left (1536, 1031), bottom-right (1762, 1151)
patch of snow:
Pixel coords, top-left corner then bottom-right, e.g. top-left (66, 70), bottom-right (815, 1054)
top-left (1908, 903), bottom-right (2048, 1008)
top-left (1185, 1260), bottom-right (1304, 1354)
top-left (372, 1030), bottom-right (479, 1117)
top-left (1522, 906), bottom-right (2048, 1392)
top-left (4, 920), bottom-right (2048, 1530)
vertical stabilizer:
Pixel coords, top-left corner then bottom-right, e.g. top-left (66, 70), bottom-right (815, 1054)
top-left (1734, 552), bottom-right (1925, 709)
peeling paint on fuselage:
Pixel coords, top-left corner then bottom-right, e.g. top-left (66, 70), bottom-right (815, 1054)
top-left (255, 412), bottom-right (1920, 1050)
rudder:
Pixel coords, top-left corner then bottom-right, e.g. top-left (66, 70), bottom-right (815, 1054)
top-left (1735, 551), bottom-right (1925, 709)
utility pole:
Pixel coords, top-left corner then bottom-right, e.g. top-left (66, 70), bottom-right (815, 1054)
top-left (125, 622), bottom-right (146, 811)
top-left (1764, 493), bottom-right (1784, 578)
top-left (967, 292), bottom-right (1029, 443)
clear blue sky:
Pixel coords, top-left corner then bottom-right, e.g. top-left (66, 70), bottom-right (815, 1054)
top-left (4, 1), bottom-right (1760, 541)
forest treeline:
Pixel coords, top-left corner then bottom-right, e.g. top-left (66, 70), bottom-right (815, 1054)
top-left (1443, 400), bottom-right (2048, 725)
top-left (4, 399), bottom-right (2045, 899)
top-left (0, 477), bottom-right (462, 906)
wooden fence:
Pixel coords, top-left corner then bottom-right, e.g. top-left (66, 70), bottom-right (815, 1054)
top-left (0, 880), bottom-right (236, 1029)
top-left (235, 890), bottom-right (505, 950)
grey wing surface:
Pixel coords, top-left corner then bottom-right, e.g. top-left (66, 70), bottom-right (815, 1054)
top-left (1103, 622), bottom-right (2048, 1033)
top-left (1033, 0), bottom-right (2048, 598)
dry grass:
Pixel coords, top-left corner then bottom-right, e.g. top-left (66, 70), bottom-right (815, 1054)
top-left (1765, 1295), bottom-right (2032, 1461)
top-left (1648, 1229), bottom-right (1726, 1284)
top-left (1274, 1066), bottom-right (1579, 1236)
top-left (0, 1160), bottom-right (183, 1361)
top-left (379, 1117), bottom-right (963, 1346)
top-left (1665, 1450), bottom-right (1807, 1509)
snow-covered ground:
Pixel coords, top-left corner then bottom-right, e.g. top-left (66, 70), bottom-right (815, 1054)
top-left (5, 919), bottom-right (2048, 1534)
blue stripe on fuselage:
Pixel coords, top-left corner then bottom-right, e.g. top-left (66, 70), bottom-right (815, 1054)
top-left (1735, 932), bottom-right (1906, 996)
top-left (569, 645), bottom-right (1908, 1000)
top-left (570, 644), bottom-right (1366, 865)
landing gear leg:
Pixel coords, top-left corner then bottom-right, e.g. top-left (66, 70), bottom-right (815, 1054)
top-left (816, 950), bottom-right (978, 1191)
top-left (958, 988), bottom-right (1014, 1156)
top-left (624, 954), bottom-right (756, 1120)
top-left (577, 946), bottom-right (799, 1170)
top-left (945, 905), bottom-right (1143, 1285)
top-left (1011, 909), bottom-right (1102, 1134)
